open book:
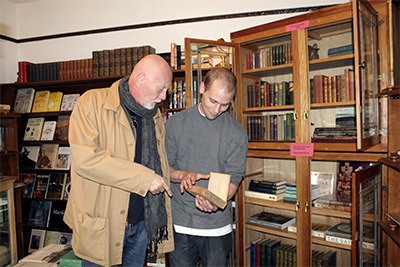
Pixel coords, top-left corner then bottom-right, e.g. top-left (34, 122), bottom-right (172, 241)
top-left (186, 172), bottom-right (231, 209)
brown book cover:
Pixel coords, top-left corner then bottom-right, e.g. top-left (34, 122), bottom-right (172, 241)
top-left (186, 172), bottom-right (231, 209)
top-left (92, 51), bottom-right (100, 77)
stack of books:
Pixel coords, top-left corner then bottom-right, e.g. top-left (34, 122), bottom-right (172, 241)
top-left (312, 127), bottom-right (357, 143)
top-left (245, 179), bottom-right (286, 201)
top-left (313, 194), bottom-right (352, 212)
top-left (284, 184), bottom-right (321, 202)
top-left (248, 211), bottom-right (295, 230)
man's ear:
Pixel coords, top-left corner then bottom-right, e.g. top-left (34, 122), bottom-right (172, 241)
top-left (137, 73), bottom-right (145, 83)
top-left (199, 81), bottom-right (206, 94)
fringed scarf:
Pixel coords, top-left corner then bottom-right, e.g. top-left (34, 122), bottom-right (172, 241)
top-left (118, 76), bottom-right (168, 253)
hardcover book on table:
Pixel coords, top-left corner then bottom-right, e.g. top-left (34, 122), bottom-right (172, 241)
top-left (13, 87), bottom-right (35, 113)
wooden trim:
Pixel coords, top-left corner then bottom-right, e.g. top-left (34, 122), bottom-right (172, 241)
top-left (0, 6), bottom-right (331, 44)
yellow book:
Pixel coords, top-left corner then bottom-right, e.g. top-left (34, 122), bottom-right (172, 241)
top-left (32, 90), bottom-right (50, 113)
top-left (47, 91), bottom-right (63, 112)
top-left (23, 117), bottom-right (45, 141)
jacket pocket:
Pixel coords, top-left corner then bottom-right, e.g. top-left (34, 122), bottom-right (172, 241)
top-left (74, 212), bottom-right (106, 262)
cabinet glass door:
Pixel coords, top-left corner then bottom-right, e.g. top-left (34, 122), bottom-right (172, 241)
top-left (184, 38), bottom-right (238, 113)
top-left (352, 163), bottom-right (381, 266)
top-left (353, 0), bottom-right (379, 150)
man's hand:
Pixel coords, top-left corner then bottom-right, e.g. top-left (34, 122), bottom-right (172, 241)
top-left (149, 174), bottom-right (172, 197)
top-left (178, 171), bottom-right (210, 193)
top-left (195, 195), bottom-right (218, 213)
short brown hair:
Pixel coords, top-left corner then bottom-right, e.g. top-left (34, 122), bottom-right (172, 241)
top-left (203, 67), bottom-right (237, 93)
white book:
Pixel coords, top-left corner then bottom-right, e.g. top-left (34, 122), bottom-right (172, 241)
top-left (28, 229), bottom-right (46, 253)
top-left (244, 190), bottom-right (284, 201)
top-left (325, 235), bottom-right (374, 250)
top-left (40, 121), bottom-right (57, 141)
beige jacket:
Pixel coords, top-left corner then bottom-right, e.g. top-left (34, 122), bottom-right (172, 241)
top-left (63, 79), bottom-right (174, 266)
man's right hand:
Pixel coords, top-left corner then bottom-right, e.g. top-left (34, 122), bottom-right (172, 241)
top-left (149, 174), bottom-right (172, 197)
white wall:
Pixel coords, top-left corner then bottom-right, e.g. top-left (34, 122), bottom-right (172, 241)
top-left (0, 0), bottom-right (349, 83)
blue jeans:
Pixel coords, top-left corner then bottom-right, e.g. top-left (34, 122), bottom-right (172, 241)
top-left (168, 231), bottom-right (232, 267)
top-left (82, 220), bottom-right (148, 267)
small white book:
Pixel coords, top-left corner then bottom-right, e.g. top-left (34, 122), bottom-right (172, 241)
top-left (40, 121), bottom-right (57, 141)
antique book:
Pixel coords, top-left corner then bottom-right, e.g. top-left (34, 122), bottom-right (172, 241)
top-left (54, 115), bottom-right (70, 141)
top-left (28, 199), bottom-right (52, 228)
top-left (23, 117), bottom-right (45, 141)
top-left (28, 229), bottom-right (46, 253)
top-left (32, 90), bottom-right (50, 113)
top-left (36, 144), bottom-right (59, 170)
top-left (20, 146), bottom-right (41, 170)
top-left (60, 93), bottom-right (80, 111)
top-left (40, 121), bottom-right (57, 141)
top-left (21, 173), bottom-right (37, 198)
top-left (45, 172), bottom-right (67, 200)
top-left (186, 172), bottom-right (231, 209)
top-left (54, 146), bottom-right (71, 170)
top-left (13, 87), bottom-right (35, 113)
top-left (46, 91), bottom-right (63, 112)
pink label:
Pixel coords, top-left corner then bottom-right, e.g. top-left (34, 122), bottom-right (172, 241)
top-left (290, 142), bottom-right (314, 157)
top-left (286, 20), bottom-right (310, 32)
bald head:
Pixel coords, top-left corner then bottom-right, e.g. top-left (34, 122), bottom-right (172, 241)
top-left (128, 54), bottom-right (172, 109)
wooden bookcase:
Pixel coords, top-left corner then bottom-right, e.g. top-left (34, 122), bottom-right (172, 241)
top-left (228, 0), bottom-right (397, 266)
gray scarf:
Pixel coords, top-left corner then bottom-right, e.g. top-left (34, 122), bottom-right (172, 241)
top-left (118, 76), bottom-right (168, 253)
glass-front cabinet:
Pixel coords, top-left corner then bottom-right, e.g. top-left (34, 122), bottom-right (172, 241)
top-left (230, 0), bottom-right (385, 266)
top-left (0, 177), bottom-right (18, 266)
top-left (184, 38), bottom-right (238, 113)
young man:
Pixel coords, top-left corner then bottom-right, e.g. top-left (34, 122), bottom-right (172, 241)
top-left (64, 55), bottom-right (174, 267)
top-left (166, 67), bottom-right (248, 266)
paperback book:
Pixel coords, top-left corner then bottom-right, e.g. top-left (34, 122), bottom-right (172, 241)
top-left (32, 90), bottom-right (50, 113)
top-left (46, 91), bottom-right (63, 112)
top-left (45, 173), bottom-right (67, 200)
top-left (13, 87), bottom-right (35, 113)
top-left (40, 121), bottom-right (57, 141)
top-left (36, 144), bottom-right (59, 170)
top-left (21, 173), bottom-right (37, 198)
top-left (47, 201), bottom-right (68, 229)
top-left (54, 147), bottom-right (71, 170)
top-left (33, 174), bottom-right (50, 199)
top-left (53, 115), bottom-right (70, 141)
top-left (244, 190), bottom-right (285, 201)
top-left (28, 199), bottom-right (52, 228)
top-left (23, 117), bottom-right (45, 141)
top-left (28, 229), bottom-right (46, 253)
top-left (60, 94), bottom-right (80, 111)
top-left (20, 146), bottom-right (40, 170)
